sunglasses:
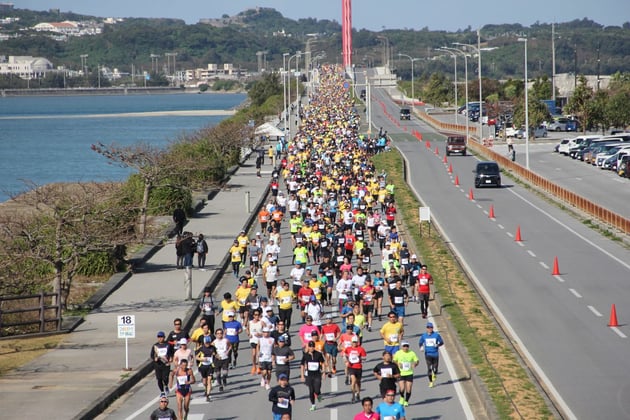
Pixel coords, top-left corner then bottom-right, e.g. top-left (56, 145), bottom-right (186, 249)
top-left (385, 394), bottom-right (396, 397)
top-left (160, 400), bottom-right (169, 403)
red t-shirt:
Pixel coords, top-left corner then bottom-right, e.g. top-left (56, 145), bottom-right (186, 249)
top-left (344, 345), bottom-right (367, 369)
top-left (321, 323), bottom-right (341, 343)
top-left (417, 273), bottom-right (433, 294)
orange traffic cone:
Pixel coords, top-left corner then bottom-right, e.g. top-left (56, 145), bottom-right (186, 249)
top-left (448, 163), bottom-right (453, 174)
top-left (443, 154), bottom-right (448, 163)
top-left (552, 256), bottom-right (560, 275)
top-left (426, 141), bottom-right (431, 149)
top-left (435, 146), bottom-right (439, 155)
top-left (515, 225), bottom-right (522, 242)
top-left (468, 188), bottom-right (474, 200)
top-left (608, 304), bottom-right (619, 327)
top-left (454, 175), bottom-right (460, 186)
top-left (488, 205), bottom-right (495, 218)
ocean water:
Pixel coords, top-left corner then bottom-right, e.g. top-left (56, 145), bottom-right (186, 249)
top-left (0, 93), bottom-right (246, 202)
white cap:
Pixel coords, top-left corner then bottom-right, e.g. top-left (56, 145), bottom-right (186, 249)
top-left (179, 338), bottom-right (188, 345)
top-left (411, 254), bottom-right (417, 259)
top-left (351, 336), bottom-right (359, 342)
top-left (256, 232), bottom-right (262, 236)
top-left (225, 311), bottom-right (235, 317)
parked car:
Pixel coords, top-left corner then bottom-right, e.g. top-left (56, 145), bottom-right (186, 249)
top-left (506, 126), bottom-right (524, 138)
top-left (533, 125), bottom-right (548, 138)
top-left (599, 145), bottom-right (630, 169)
top-left (474, 161), bottom-right (501, 188)
top-left (548, 117), bottom-right (569, 132)
top-left (556, 138), bottom-right (571, 154)
top-left (618, 154), bottom-right (630, 177)
top-left (399, 108), bottom-right (411, 120)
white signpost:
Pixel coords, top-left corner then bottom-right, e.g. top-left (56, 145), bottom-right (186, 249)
top-left (117, 315), bottom-right (135, 370)
top-left (419, 207), bottom-right (431, 236)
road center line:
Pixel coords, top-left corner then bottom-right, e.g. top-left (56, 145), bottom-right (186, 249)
top-left (527, 250), bottom-right (536, 257)
top-left (588, 306), bottom-right (603, 317)
top-left (569, 288), bottom-right (582, 298)
top-left (611, 327), bottom-right (627, 339)
top-left (497, 224), bottom-right (505, 229)
top-left (540, 261), bottom-right (549, 270)
top-left (506, 232), bottom-right (513, 238)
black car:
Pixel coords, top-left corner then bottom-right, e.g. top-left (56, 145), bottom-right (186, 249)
top-left (400, 108), bottom-right (411, 120)
top-left (474, 161), bottom-right (501, 188)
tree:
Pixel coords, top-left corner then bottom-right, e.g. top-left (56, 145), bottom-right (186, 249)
top-left (566, 75), bottom-right (594, 133)
top-left (589, 90), bottom-right (611, 134)
top-left (91, 142), bottom-right (177, 239)
top-left (606, 89), bottom-right (630, 130)
top-left (0, 182), bottom-right (136, 306)
top-left (422, 73), bottom-right (452, 106)
top-left (248, 72), bottom-right (282, 106)
top-left (530, 75), bottom-right (553, 101)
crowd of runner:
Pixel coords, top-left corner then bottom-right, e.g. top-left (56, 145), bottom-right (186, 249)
top-left (150, 65), bottom-right (444, 420)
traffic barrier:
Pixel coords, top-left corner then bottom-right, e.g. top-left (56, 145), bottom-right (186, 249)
top-left (608, 304), bottom-right (619, 327)
top-left (443, 154), bottom-right (448, 163)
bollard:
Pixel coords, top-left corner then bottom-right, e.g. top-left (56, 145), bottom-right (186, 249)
top-left (246, 191), bottom-right (251, 213)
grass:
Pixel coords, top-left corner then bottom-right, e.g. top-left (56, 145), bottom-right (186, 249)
top-left (372, 149), bottom-right (553, 419)
top-left (0, 335), bottom-right (64, 376)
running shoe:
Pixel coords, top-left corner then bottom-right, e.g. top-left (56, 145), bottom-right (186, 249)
top-left (399, 396), bottom-right (406, 406)
top-left (265, 384), bottom-right (270, 390)
top-left (219, 385), bottom-right (224, 392)
top-left (310, 405), bottom-right (316, 411)
top-left (251, 366), bottom-right (256, 375)
top-left (432, 372), bottom-right (436, 382)
top-left (345, 376), bottom-right (350, 385)
top-left (351, 394), bottom-right (356, 404)
top-left (429, 381), bottom-right (434, 388)
top-left (260, 377), bottom-right (266, 387)
top-left (403, 400), bottom-right (409, 407)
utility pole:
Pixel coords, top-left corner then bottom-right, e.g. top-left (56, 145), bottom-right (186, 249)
top-left (552, 22), bottom-right (556, 103)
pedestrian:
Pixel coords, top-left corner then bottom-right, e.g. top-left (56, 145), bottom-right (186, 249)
top-left (353, 396), bottom-right (380, 420)
top-left (300, 341), bottom-right (326, 411)
top-left (180, 232), bottom-right (195, 300)
top-left (269, 373), bottom-right (295, 420)
top-left (150, 331), bottom-right (174, 397)
top-left (418, 322), bottom-right (444, 388)
top-left (168, 359), bottom-right (195, 420)
top-left (150, 397), bottom-right (177, 420)
top-left (393, 341), bottom-right (419, 406)
top-left (373, 350), bottom-right (401, 398)
top-left (256, 154), bottom-right (263, 178)
top-left (173, 207), bottom-right (186, 235)
top-left (196, 233), bottom-right (208, 269)
top-left (375, 390), bottom-right (406, 419)
top-left (175, 234), bottom-right (184, 269)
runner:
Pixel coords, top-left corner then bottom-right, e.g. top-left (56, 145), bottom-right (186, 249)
top-left (375, 390), bottom-right (406, 420)
top-left (300, 341), bottom-right (326, 411)
top-left (195, 336), bottom-right (216, 401)
top-left (275, 281), bottom-right (295, 330)
top-left (150, 331), bottom-right (173, 397)
top-left (223, 311), bottom-right (242, 369)
top-left (321, 314), bottom-right (341, 377)
top-left (344, 335), bottom-right (367, 403)
top-left (380, 311), bottom-right (404, 355)
top-left (353, 397), bottom-right (380, 420)
top-left (373, 350), bottom-right (401, 398)
top-left (168, 359), bottom-right (195, 420)
top-left (257, 328), bottom-right (276, 390)
top-left (393, 341), bottom-right (419, 406)
top-left (268, 373), bottom-right (295, 420)
top-left (272, 335), bottom-right (295, 381)
top-left (388, 278), bottom-right (409, 324)
top-left (247, 309), bottom-right (264, 375)
top-left (210, 328), bottom-right (231, 392)
top-left (150, 397), bottom-right (177, 420)
top-left (418, 322), bottom-right (444, 388)
top-left (417, 264), bottom-right (434, 318)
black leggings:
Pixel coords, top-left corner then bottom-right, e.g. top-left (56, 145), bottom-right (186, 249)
top-left (305, 374), bottom-right (322, 404)
top-left (154, 363), bottom-right (170, 392)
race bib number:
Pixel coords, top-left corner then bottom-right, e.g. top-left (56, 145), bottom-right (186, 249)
top-left (307, 362), bottom-right (320, 371)
top-left (402, 361), bottom-right (411, 371)
top-left (325, 333), bottom-right (335, 341)
top-left (394, 296), bottom-right (403, 304)
top-left (401, 258), bottom-right (409, 265)
top-left (276, 355), bottom-right (286, 365)
top-left (278, 398), bottom-right (289, 409)
top-left (380, 367), bottom-right (393, 378)
top-left (177, 375), bottom-right (187, 385)
top-left (226, 328), bottom-right (236, 336)
top-left (348, 354), bottom-right (360, 364)
top-left (281, 296), bottom-right (291, 304)
top-left (304, 332), bottom-right (312, 341)
top-left (389, 334), bottom-right (399, 343)
top-left (157, 348), bottom-right (167, 357)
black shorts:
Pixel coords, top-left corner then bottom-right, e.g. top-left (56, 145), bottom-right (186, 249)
top-left (362, 304), bottom-right (374, 315)
top-left (214, 358), bottom-right (229, 370)
top-left (259, 361), bottom-right (273, 371)
top-left (399, 374), bottom-right (414, 382)
top-left (348, 367), bottom-right (363, 380)
top-left (239, 306), bottom-right (249, 314)
top-left (409, 277), bottom-right (417, 286)
top-left (198, 364), bottom-right (214, 378)
top-left (266, 281), bottom-right (277, 289)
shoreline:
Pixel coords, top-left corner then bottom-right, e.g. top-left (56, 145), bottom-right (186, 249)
top-left (0, 86), bottom-right (246, 98)
top-left (0, 109), bottom-right (237, 120)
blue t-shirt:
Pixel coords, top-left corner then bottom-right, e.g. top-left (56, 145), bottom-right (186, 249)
top-left (376, 402), bottom-right (406, 418)
top-left (419, 331), bottom-right (444, 357)
top-left (223, 320), bottom-right (242, 343)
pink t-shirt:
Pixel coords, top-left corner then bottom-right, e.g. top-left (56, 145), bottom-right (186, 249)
top-left (353, 412), bottom-right (381, 420)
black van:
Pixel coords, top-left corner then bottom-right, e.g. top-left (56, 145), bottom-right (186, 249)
top-left (474, 161), bottom-right (501, 188)
top-left (399, 108), bottom-right (411, 120)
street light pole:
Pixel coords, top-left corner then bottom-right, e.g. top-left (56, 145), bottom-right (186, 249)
top-left (286, 51), bottom-right (302, 141)
top-left (398, 53), bottom-right (420, 110)
top-left (437, 48), bottom-right (459, 123)
top-left (283, 52), bottom-right (289, 131)
top-left (518, 37), bottom-right (530, 169)
top-left (454, 32), bottom-right (483, 141)
top-left (451, 47), bottom-right (470, 142)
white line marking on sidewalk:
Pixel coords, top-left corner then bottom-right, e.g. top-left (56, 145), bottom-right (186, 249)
top-left (540, 262), bottom-right (549, 270)
top-left (569, 288), bottom-right (582, 298)
top-left (611, 327), bottom-right (627, 338)
top-left (527, 250), bottom-right (536, 258)
top-left (588, 306), bottom-right (603, 317)
top-left (483, 210), bottom-right (488, 215)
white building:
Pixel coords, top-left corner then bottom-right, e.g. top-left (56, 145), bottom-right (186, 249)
top-left (0, 55), bottom-right (53, 79)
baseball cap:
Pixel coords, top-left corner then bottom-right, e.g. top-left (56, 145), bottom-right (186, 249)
top-left (157, 331), bottom-right (165, 337)
top-left (278, 336), bottom-right (286, 342)
top-left (204, 336), bottom-right (212, 343)
top-left (278, 373), bottom-right (289, 380)
top-left (351, 336), bottom-right (359, 342)
top-left (225, 311), bottom-right (235, 317)
top-left (325, 314), bottom-right (333, 319)
top-left (306, 266), bottom-right (312, 270)
top-left (401, 341), bottom-right (410, 347)
top-left (411, 254), bottom-right (417, 259)
top-left (262, 328), bottom-right (270, 333)
top-left (266, 307), bottom-right (273, 312)
top-left (306, 315), bottom-right (313, 321)
top-left (256, 232), bottom-right (261, 236)
top-left (179, 338), bottom-right (188, 345)
top-left (307, 341), bottom-right (316, 347)
top-left (311, 330), bottom-right (319, 335)
top-left (261, 296), bottom-right (268, 301)
top-left (426, 322), bottom-right (434, 328)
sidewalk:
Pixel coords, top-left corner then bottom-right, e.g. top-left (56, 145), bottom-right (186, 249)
top-left (0, 159), bottom-right (271, 419)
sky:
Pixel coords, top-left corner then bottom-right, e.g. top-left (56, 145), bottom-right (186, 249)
top-left (15, 0), bottom-right (630, 31)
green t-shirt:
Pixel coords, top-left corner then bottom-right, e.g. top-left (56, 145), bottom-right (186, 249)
top-left (393, 349), bottom-right (419, 376)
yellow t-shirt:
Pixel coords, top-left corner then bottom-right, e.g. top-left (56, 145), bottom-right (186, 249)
top-left (221, 300), bottom-right (238, 322)
top-left (380, 321), bottom-right (404, 346)
top-left (276, 289), bottom-right (295, 310)
top-left (308, 279), bottom-right (323, 300)
top-left (230, 245), bottom-right (242, 262)
top-left (234, 286), bottom-right (251, 308)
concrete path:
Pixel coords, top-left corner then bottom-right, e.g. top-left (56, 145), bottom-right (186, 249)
top-left (0, 159), bottom-right (272, 419)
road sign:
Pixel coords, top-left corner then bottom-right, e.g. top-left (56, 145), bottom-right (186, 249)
top-left (343, 81), bottom-right (350, 89)
top-left (117, 315), bottom-right (135, 339)
top-left (419, 207), bottom-right (431, 222)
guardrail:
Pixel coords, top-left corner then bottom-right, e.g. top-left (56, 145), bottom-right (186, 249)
top-left (0, 291), bottom-right (61, 336)
top-left (416, 110), bottom-right (630, 235)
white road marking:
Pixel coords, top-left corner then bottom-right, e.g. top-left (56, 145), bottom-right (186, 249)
top-left (611, 327), bottom-right (627, 339)
top-left (575, 177), bottom-right (582, 181)
top-left (123, 398), bottom-right (160, 420)
top-left (588, 306), bottom-right (603, 317)
top-left (517, 242), bottom-right (524, 247)
top-left (569, 288), bottom-right (582, 298)
top-left (540, 262), bottom-right (549, 270)
top-left (497, 224), bottom-right (505, 230)
top-left (527, 250), bottom-right (536, 258)
top-left (506, 232), bottom-right (513, 238)
top-left (554, 275), bottom-right (565, 283)
top-left (483, 210), bottom-right (488, 216)
top-left (476, 204), bottom-right (482, 209)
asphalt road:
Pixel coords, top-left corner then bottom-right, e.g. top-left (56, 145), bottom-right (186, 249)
top-left (369, 85), bottom-right (630, 420)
